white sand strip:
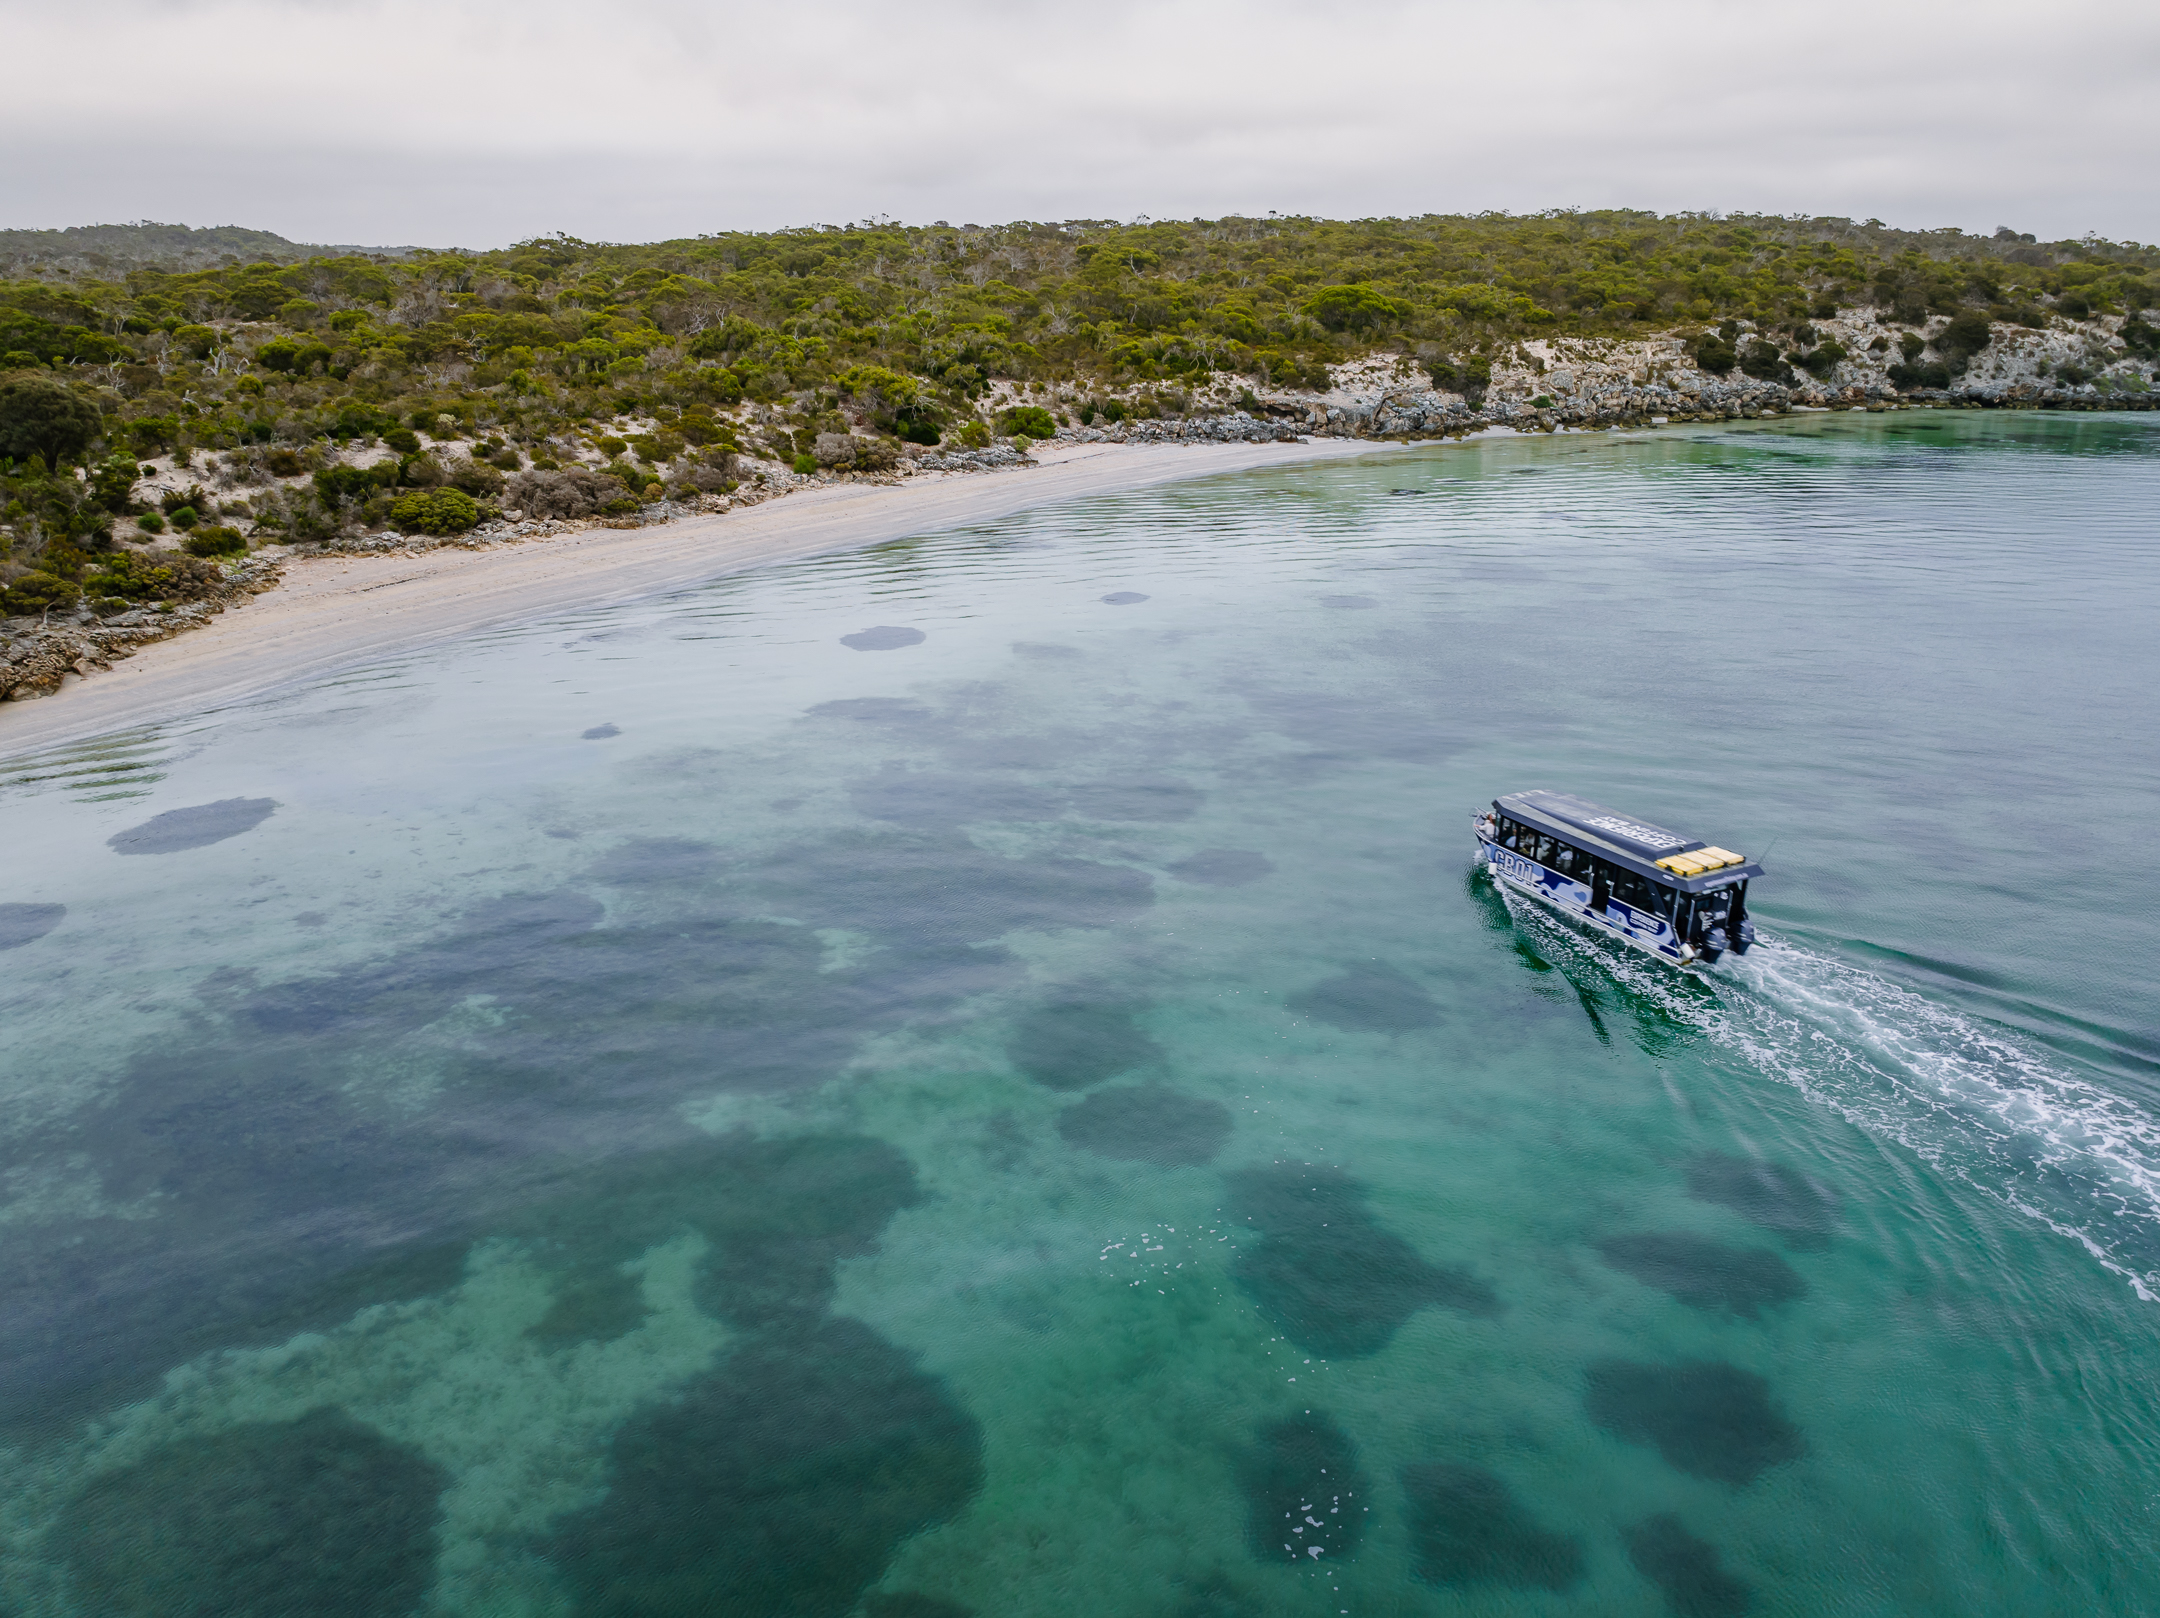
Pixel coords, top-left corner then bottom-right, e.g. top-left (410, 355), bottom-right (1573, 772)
top-left (1, 437), bottom-right (1386, 757)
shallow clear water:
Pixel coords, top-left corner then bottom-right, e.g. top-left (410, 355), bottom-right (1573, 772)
top-left (4, 411), bottom-right (2158, 1618)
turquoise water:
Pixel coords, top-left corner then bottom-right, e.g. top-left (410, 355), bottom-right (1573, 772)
top-left (3, 412), bottom-right (2158, 1617)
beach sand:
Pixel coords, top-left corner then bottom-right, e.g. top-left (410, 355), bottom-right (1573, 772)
top-left (1, 437), bottom-right (1385, 757)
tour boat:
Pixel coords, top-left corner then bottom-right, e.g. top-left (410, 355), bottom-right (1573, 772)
top-left (1473, 790), bottom-right (1761, 967)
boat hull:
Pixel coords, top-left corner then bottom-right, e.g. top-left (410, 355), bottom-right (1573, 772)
top-left (1475, 831), bottom-right (1694, 968)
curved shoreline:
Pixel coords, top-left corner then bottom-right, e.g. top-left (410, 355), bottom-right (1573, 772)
top-left (0, 437), bottom-right (1383, 759)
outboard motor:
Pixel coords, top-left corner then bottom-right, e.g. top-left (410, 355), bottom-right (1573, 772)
top-left (1729, 887), bottom-right (1754, 955)
top-left (1699, 926), bottom-right (1728, 963)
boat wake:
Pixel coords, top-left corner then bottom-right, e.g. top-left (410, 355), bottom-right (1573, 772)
top-left (1502, 890), bottom-right (2160, 1301)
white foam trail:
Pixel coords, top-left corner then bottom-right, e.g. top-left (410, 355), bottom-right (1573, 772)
top-left (1499, 888), bottom-right (2160, 1300)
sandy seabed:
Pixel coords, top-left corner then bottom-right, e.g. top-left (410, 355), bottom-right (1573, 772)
top-left (0, 439), bottom-right (1383, 758)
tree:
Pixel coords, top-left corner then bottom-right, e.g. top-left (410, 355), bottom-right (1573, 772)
top-left (1305, 284), bottom-right (1411, 332)
top-left (0, 371), bottom-right (103, 467)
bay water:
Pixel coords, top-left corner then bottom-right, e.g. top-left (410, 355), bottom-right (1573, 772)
top-left (3, 411), bottom-right (2157, 1617)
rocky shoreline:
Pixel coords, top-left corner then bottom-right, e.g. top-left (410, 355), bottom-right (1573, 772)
top-left (1, 557), bottom-right (282, 702)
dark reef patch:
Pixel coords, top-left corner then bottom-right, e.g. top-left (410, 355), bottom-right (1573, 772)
top-left (1241, 1411), bottom-right (1369, 1566)
top-left (107, 797), bottom-right (277, 855)
top-left (547, 1316), bottom-right (984, 1618)
top-left (1400, 1461), bottom-right (1583, 1592)
top-left (1165, 849), bottom-right (1273, 887)
top-left (759, 829), bottom-right (1153, 946)
top-left (1100, 591), bottom-right (1149, 604)
top-left (508, 1130), bottom-right (922, 1332)
top-left (3, 818), bottom-right (1136, 1437)
top-left (0, 902), bottom-right (65, 949)
top-left (1584, 1360), bottom-right (1804, 1485)
top-left (849, 765), bottom-right (1064, 827)
top-left (1225, 1165), bottom-right (1496, 1355)
top-left (586, 837), bottom-right (722, 888)
top-left (842, 625), bottom-right (927, 650)
top-left (1063, 777), bottom-right (1204, 821)
top-left (808, 697), bottom-right (941, 728)
top-left (581, 722), bottom-right (621, 739)
top-left (1596, 1232), bottom-right (1806, 1318)
top-left (52, 1407), bottom-right (445, 1618)
top-left (1172, 1571), bottom-right (1262, 1618)
top-left (1057, 1085), bottom-right (1232, 1166)
top-left (864, 1597), bottom-right (976, 1618)
top-left (1624, 1513), bottom-right (1754, 1617)
top-left (1686, 1153), bottom-right (1839, 1249)
top-left (1288, 963), bottom-right (1439, 1033)
top-left (527, 1265), bottom-right (650, 1346)
top-left (1008, 1001), bottom-right (1162, 1090)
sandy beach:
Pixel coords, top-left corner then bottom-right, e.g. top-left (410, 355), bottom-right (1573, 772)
top-left (0, 437), bottom-right (1387, 758)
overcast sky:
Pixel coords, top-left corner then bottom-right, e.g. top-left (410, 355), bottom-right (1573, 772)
top-left (5, 0), bottom-right (2155, 248)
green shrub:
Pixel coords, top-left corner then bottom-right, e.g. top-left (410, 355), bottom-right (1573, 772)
top-left (382, 427), bottom-right (421, 454)
top-left (1937, 310), bottom-right (1994, 360)
top-left (256, 337), bottom-right (301, 373)
top-left (0, 571), bottom-right (79, 616)
top-left (166, 505), bottom-right (201, 530)
top-left (1428, 354), bottom-right (1492, 399)
top-left (2122, 317), bottom-right (2160, 359)
top-left (389, 487), bottom-right (481, 534)
top-left (447, 457), bottom-right (506, 497)
top-left (1799, 341), bottom-right (1849, 379)
top-left (791, 452), bottom-right (818, 474)
top-left (314, 462), bottom-right (397, 505)
top-left (265, 447), bottom-right (306, 476)
top-left (1691, 336), bottom-right (1737, 374)
top-left (0, 372), bottom-right (103, 467)
top-left (1898, 332), bottom-right (1926, 362)
top-left (136, 511), bottom-right (166, 533)
top-left (183, 525), bottom-right (247, 557)
top-left (1887, 361), bottom-right (1952, 391)
top-left (88, 452), bottom-right (138, 513)
top-left (997, 404), bottom-right (1057, 439)
top-left (1306, 284), bottom-right (1413, 332)
top-left (1737, 340), bottom-right (1792, 382)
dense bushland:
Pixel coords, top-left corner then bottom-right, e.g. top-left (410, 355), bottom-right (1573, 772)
top-left (3, 211), bottom-right (2155, 616)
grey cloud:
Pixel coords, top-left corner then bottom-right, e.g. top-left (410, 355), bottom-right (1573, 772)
top-left (3, 0), bottom-right (2153, 244)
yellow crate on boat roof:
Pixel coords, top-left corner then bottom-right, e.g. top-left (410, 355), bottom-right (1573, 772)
top-left (1657, 846), bottom-right (1743, 875)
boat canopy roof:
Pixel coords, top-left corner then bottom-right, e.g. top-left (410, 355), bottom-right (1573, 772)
top-left (1493, 790), bottom-right (1764, 891)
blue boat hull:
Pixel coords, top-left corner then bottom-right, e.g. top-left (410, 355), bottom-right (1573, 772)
top-left (1475, 831), bottom-right (1694, 968)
